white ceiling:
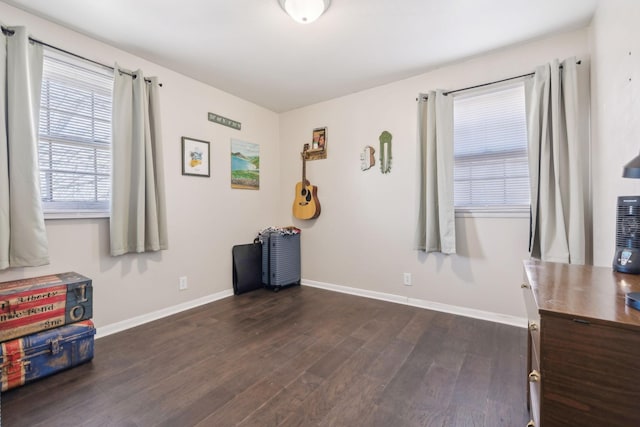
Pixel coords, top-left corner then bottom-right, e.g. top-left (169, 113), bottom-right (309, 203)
top-left (2, 0), bottom-right (598, 112)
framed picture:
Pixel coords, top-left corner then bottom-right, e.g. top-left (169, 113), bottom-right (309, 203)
top-left (307, 127), bottom-right (327, 160)
top-left (181, 137), bottom-right (210, 177)
top-left (231, 139), bottom-right (260, 190)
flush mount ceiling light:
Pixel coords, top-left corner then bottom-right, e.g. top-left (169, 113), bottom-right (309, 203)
top-left (278, 0), bottom-right (331, 24)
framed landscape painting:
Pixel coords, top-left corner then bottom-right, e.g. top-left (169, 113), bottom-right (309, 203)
top-left (231, 139), bottom-right (259, 190)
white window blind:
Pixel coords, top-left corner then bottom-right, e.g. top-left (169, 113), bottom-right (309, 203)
top-left (39, 48), bottom-right (113, 215)
top-left (453, 81), bottom-right (530, 213)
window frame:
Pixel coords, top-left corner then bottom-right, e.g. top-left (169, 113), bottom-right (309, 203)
top-left (452, 79), bottom-right (531, 218)
top-left (38, 47), bottom-right (114, 220)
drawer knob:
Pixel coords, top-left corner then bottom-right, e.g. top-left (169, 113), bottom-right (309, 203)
top-left (527, 421), bottom-right (535, 427)
top-left (528, 370), bottom-right (540, 382)
top-left (528, 321), bottom-right (538, 331)
top-left (521, 283), bottom-right (530, 289)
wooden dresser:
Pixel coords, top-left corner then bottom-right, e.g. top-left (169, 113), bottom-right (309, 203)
top-left (522, 259), bottom-right (640, 426)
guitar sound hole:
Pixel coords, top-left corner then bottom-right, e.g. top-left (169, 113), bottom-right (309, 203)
top-left (301, 188), bottom-right (312, 202)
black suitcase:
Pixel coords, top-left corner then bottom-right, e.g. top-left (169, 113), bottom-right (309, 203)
top-left (232, 242), bottom-right (264, 295)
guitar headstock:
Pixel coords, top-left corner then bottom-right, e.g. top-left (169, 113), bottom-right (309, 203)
top-left (301, 144), bottom-right (310, 160)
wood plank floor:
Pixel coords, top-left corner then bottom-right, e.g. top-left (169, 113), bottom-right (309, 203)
top-left (2, 286), bottom-right (530, 426)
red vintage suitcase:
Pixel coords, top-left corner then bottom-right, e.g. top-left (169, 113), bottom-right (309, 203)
top-left (0, 319), bottom-right (95, 391)
top-left (0, 272), bottom-right (93, 341)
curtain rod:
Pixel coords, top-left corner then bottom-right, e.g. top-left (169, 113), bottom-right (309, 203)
top-left (1, 26), bottom-right (162, 87)
top-left (417, 60), bottom-right (581, 101)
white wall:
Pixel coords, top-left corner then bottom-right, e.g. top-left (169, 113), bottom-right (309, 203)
top-left (0, 3), bottom-right (281, 330)
top-left (0, 2), bottom-right (603, 332)
top-left (279, 29), bottom-right (590, 321)
top-left (591, 0), bottom-right (640, 266)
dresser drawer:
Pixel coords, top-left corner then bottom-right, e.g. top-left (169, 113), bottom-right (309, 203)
top-left (528, 365), bottom-right (541, 427)
top-left (521, 282), bottom-right (539, 318)
top-left (522, 282), bottom-right (541, 360)
top-left (522, 280), bottom-right (541, 425)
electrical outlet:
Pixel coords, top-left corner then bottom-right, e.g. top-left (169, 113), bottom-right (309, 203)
top-left (179, 276), bottom-right (188, 290)
top-left (403, 273), bottom-right (412, 286)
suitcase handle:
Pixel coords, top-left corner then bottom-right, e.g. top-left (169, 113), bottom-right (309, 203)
top-left (49, 338), bottom-right (62, 355)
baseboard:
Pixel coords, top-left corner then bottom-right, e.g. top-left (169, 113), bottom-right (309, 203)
top-left (301, 279), bottom-right (528, 328)
top-left (95, 289), bottom-right (234, 339)
top-left (96, 280), bottom-right (527, 339)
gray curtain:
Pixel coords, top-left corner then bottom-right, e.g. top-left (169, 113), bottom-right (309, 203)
top-left (0, 26), bottom-right (48, 270)
top-left (415, 90), bottom-right (456, 254)
top-left (525, 57), bottom-right (588, 264)
top-left (110, 66), bottom-right (168, 256)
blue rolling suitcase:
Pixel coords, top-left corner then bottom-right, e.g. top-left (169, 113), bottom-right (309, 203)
top-left (1, 320), bottom-right (95, 391)
top-left (262, 231), bottom-right (301, 290)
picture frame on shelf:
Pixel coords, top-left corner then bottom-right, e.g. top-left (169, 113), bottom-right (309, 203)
top-left (307, 127), bottom-right (327, 160)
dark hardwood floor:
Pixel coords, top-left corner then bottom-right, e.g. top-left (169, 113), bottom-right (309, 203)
top-left (2, 286), bottom-right (530, 426)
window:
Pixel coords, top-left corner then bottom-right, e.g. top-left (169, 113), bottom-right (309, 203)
top-left (453, 81), bottom-right (530, 214)
top-left (38, 48), bottom-right (113, 217)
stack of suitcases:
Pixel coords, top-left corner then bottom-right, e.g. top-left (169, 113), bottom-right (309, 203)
top-left (0, 272), bottom-right (95, 392)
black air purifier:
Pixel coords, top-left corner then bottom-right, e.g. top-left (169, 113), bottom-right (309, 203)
top-left (613, 196), bottom-right (640, 274)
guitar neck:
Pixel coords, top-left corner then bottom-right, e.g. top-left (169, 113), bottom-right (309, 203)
top-left (301, 152), bottom-right (307, 183)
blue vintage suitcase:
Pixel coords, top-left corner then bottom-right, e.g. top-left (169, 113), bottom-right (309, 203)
top-left (0, 319), bottom-right (95, 391)
top-left (262, 230), bottom-right (301, 289)
top-left (0, 272), bottom-right (93, 341)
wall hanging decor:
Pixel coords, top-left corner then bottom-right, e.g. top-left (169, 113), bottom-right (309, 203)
top-left (208, 112), bottom-right (241, 130)
top-left (231, 139), bottom-right (260, 190)
top-left (182, 137), bottom-right (210, 177)
top-left (360, 145), bottom-right (375, 171)
top-left (306, 127), bottom-right (327, 160)
top-left (379, 130), bottom-right (392, 174)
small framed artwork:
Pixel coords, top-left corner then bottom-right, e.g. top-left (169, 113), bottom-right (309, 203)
top-left (307, 127), bottom-right (327, 160)
top-left (181, 137), bottom-right (210, 177)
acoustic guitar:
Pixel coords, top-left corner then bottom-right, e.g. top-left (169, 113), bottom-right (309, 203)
top-left (292, 151), bottom-right (321, 220)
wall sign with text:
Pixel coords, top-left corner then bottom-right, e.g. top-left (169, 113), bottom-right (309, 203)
top-left (208, 112), bottom-right (241, 130)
